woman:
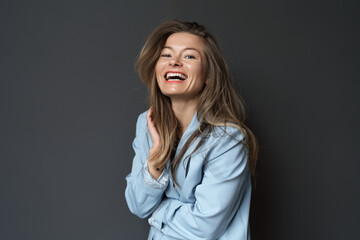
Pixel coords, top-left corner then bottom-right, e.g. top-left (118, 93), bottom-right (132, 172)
top-left (125, 20), bottom-right (258, 240)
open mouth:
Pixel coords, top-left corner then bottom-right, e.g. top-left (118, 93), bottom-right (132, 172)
top-left (164, 72), bottom-right (188, 81)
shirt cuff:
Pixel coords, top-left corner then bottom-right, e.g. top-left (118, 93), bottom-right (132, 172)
top-left (142, 161), bottom-right (169, 189)
top-left (148, 198), bottom-right (170, 231)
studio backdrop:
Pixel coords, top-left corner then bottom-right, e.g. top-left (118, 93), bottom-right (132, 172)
top-left (0, 0), bottom-right (359, 239)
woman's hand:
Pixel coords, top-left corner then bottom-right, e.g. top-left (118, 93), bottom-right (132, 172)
top-left (146, 107), bottom-right (160, 151)
top-left (146, 107), bottom-right (163, 179)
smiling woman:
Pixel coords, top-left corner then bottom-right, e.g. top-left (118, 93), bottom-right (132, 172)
top-left (125, 20), bottom-right (258, 240)
top-left (155, 32), bottom-right (207, 103)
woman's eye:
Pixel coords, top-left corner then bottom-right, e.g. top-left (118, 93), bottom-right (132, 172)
top-left (185, 55), bottom-right (195, 59)
top-left (161, 54), bottom-right (171, 58)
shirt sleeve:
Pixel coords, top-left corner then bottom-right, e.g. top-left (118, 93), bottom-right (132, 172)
top-left (125, 112), bottom-right (169, 219)
top-left (142, 160), bottom-right (169, 189)
top-left (148, 128), bottom-right (251, 240)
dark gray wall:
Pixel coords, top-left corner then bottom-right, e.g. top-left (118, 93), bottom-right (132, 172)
top-left (0, 0), bottom-right (359, 239)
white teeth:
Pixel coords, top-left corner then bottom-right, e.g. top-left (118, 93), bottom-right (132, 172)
top-left (165, 72), bottom-right (188, 80)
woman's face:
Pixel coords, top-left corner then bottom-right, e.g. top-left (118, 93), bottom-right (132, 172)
top-left (155, 32), bottom-right (207, 102)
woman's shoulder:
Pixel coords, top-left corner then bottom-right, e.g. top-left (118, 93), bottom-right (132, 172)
top-left (136, 110), bottom-right (148, 124)
top-left (134, 110), bottom-right (149, 135)
top-left (198, 123), bottom-right (247, 158)
top-left (210, 123), bottom-right (247, 142)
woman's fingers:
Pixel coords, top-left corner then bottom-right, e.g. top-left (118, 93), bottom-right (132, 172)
top-left (146, 108), bottom-right (162, 177)
top-left (146, 107), bottom-right (160, 148)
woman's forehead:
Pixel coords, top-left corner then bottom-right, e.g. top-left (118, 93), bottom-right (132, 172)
top-left (163, 32), bottom-right (204, 53)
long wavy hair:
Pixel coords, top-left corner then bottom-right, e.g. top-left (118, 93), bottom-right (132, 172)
top-left (136, 20), bottom-right (258, 186)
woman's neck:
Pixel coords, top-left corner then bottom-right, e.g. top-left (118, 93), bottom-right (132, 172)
top-left (171, 97), bottom-right (198, 137)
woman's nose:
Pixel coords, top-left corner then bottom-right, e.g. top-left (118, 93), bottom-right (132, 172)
top-left (169, 57), bottom-right (182, 67)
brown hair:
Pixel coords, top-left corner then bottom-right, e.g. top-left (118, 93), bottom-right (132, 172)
top-left (136, 20), bottom-right (258, 186)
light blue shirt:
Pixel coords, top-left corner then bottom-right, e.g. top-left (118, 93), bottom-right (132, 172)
top-left (125, 111), bottom-right (251, 240)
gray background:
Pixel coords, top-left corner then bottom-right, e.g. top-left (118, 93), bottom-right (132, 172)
top-left (0, 0), bottom-right (359, 239)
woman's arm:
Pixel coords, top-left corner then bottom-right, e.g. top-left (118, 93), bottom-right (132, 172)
top-left (125, 111), bottom-right (169, 218)
top-left (149, 129), bottom-right (251, 240)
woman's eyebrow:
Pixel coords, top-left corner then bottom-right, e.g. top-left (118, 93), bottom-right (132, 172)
top-left (163, 46), bottom-right (201, 54)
